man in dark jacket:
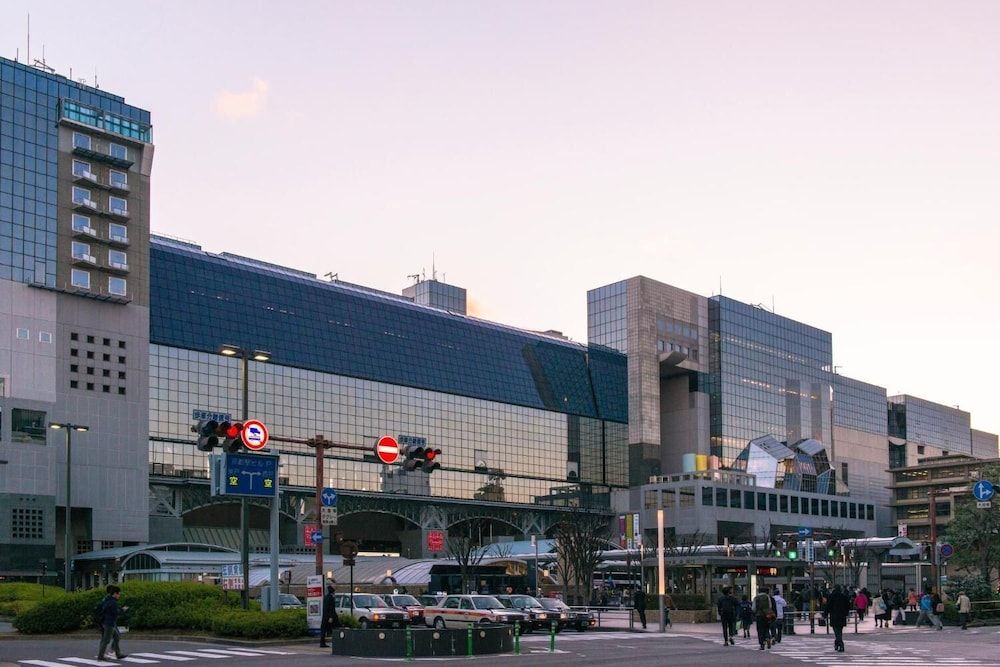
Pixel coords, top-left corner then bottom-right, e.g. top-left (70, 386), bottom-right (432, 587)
top-left (319, 585), bottom-right (341, 648)
top-left (824, 585), bottom-right (851, 652)
top-left (717, 587), bottom-right (738, 645)
top-left (632, 587), bottom-right (647, 629)
top-left (96, 585), bottom-right (127, 660)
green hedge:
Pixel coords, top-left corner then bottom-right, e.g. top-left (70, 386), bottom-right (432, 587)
top-left (0, 583), bottom-right (67, 603)
top-left (13, 582), bottom-right (243, 635)
top-left (211, 609), bottom-right (308, 639)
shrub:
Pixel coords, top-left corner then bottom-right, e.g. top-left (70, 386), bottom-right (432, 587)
top-left (338, 613), bottom-right (360, 629)
top-left (13, 588), bottom-right (104, 634)
top-left (0, 583), bottom-right (66, 603)
top-left (211, 609), bottom-right (308, 639)
top-left (0, 600), bottom-right (37, 616)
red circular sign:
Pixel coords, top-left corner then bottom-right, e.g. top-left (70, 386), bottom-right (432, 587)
top-left (375, 435), bottom-right (399, 464)
top-left (240, 419), bottom-right (269, 451)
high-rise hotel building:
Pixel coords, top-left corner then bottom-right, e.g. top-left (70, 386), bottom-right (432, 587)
top-left (0, 57), bottom-right (152, 574)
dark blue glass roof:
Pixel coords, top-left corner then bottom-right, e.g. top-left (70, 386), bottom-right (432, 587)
top-left (150, 240), bottom-right (627, 423)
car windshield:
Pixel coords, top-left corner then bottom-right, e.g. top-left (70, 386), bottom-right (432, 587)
top-left (352, 595), bottom-right (388, 608)
top-left (473, 596), bottom-right (506, 610)
top-left (280, 595), bottom-right (301, 604)
top-left (391, 595), bottom-right (420, 606)
top-left (512, 596), bottom-right (544, 608)
top-left (538, 599), bottom-right (568, 610)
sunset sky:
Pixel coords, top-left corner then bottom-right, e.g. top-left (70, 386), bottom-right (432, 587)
top-left (3, 1), bottom-right (997, 433)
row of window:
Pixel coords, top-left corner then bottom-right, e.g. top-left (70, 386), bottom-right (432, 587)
top-left (72, 159), bottom-right (128, 188)
top-left (14, 327), bottom-right (52, 343)
top-left (11, 507), bottom-right (44, 540)
top-left (72, 213), bottom-right (127, 243)
top-left (72, 241), bottom-right (127, 269)
top-left (70, 269), bottom-right (127, 295)
top-left (72, 131), bottom-right (130, 162)
top-left (699, 485), bottom-right (876, 521)
top-left (71, 186), bottom-right (128, 216)
top-left (656, 338), bottom-right (699, 360)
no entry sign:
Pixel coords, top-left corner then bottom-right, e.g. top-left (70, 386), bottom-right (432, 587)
top-left (375, 435), bottom-right (400, 465)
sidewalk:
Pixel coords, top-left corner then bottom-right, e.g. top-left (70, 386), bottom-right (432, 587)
top-left (597, 610), bottom-right (930, 637)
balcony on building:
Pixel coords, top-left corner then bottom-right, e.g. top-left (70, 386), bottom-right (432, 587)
top-left (106, 205), bottom-right (130, 221)
top-left (71, 252), bottom-right (98, 268)
top-left (106, 258), bottom-right (129, 275)
top-left (107, 231), bottom-right (130, 248)
top-left (108, 178), bottom-right (130, 194)
top-left (72, 197), bottom-right (99, 213)
top-left (71, 223), bottom-right (98, 240)
top-left (72, 169), bottom-right (99, 186)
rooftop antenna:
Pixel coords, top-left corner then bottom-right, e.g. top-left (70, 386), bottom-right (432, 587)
top-left (407, 273), bottom-right (420, 284)
top-left (94, 66), bottom-right (99, 89)
top-left (26, 12), bottom-right (30, 66)
top-left (323, 272), bottom-right (338, 282)
top-left (33, 45), bottom-right (55, 74)
top-left (432, 253), bottom-right (437, 281)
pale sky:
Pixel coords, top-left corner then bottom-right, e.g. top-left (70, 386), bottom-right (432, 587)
top-left (3, 1), bottom-right (998, 434)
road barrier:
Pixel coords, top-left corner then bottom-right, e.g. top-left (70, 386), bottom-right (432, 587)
top-left (329, 625), bottom-right (514, 658)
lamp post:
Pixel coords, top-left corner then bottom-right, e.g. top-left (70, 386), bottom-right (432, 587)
top-left (220, 344), bottom-right (271, 610)
top-left (49, 422), bottom-right (89, 592)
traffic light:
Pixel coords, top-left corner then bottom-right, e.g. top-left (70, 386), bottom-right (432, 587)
top-left (220, 422), bottom-right (244, 453)
top-left (787, 539), bottom-right (798, 560)
top-left (422, 446), bottom-right (442, 473)
top-left (39, 559), bottom-right (47, 576)
top-left (194, 419), bottom-right (220, 452)
top-left (772, 539), bottom-right (783, 558)
top-left (826, 540), bottom-right (838, 559)
top-left (401, 443), bottom-right (443, 473)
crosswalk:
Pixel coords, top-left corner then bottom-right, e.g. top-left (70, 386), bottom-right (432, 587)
top-left (674, 633), bottom-right (1000, 666)
top-left (19, 647), bottom-right (297, 667)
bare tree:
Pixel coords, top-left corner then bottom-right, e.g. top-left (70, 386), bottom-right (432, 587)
top-left (553, 510), bottom-right (609, 605)
top-left (445, 519), bottom-right (488, 594)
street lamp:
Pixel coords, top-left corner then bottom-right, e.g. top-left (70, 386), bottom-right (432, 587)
top-left (219, 344), bottom-right (272, 610)
top-left (49, 422), bottom-right (89, 592)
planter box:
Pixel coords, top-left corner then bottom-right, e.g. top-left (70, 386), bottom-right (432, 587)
top-left (329, 625), bottom-right (513, 657)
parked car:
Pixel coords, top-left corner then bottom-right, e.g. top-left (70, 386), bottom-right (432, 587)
top-left (537, 597), bottom-right (595, 632)
top-left (335, 593), bottom-right (408, 629)
top-left (279, 593), bottom-right (304, 609)
top-left (424, 595), bottom-right (527, 629)
top-left (381, 593), bottom-right (426, 626)
top-left (495, 594), bottom-right (560, 632)
top-left (418, 594), bottom-right (446, 607)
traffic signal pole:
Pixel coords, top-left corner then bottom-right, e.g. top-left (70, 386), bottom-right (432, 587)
top-left (240, 355), bottom-right (250, 610)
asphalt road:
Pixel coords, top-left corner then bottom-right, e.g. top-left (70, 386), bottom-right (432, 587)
top-left (2, 626), bottom-right (999, 667)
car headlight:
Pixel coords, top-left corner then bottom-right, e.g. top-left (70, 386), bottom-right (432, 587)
top-left (373, 614), bottom-right (381, 621)
top-left (538, 613), bottom-right (547, 619)
top-left (560, 613), bottom-right (569, 619)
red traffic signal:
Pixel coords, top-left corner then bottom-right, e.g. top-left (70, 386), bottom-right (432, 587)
top-left (220, 422), bottom-right (244, 453)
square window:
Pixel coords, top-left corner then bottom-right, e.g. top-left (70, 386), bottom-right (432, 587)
top-left (71, 269), bottom-right (90, 289)
top-left (109, 196), bottom-right (127, 215)
top-left (118, 371), bottom-right (126, 380)
top-left (16, 327), bottom-right (29, 340)
top-left (102, 353), bottom-right (110, 362)
top-left (108, 250), bottom-right (127, 269)
top-left (70, 380), bottom-right (78, 389)
top-left (109, 223), bottom-right (127, 243)
top-left (102, 385), bottom-right (110, 393)
top-left (70, 332), bottom-right (79, 341)
top-left (72, 159), bottom-right (91, 177)
top-left (71, 241), bottom-right (92, 261)
top-left (11, 408), bottom-right (46, 444)
top-left (118, 356), bottom-right (126, 364)
top-left (109, 143), bottom-right (128, 161)
top-left (86, 382), bottom-right (94, 391)
top-left (71, 214), bottom-right (92, 232)
top-left (70, 348), bottom-right (78, 357)
top-left (108, 277), bottom-right (127, 297)
top-left (72, 132), bottom-right (91, 150)
top-left (103, 338), bottom-right (110, 346)
top-left (118, 387), bottom-right (126, 395)
top-left (118, 341), bottom-right (126, 349)
top-left (102, 369), bottom-right (110, 377)
top-left (70, 364), bottom-right (78, 373)
top-left (72, 186), bottom-right (92, 205)
top-left (86, 335), bottom-right (95, 344)
top-left (86, 367), bottom-right (94, 375)
top-left (86, 351), bottom-right (94, 359)
top-left (109, 170), bottom-right (128, 187)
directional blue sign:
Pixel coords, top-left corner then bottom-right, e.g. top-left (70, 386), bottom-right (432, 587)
top-left (222, 453), bottom-right (278, 497)
top-left (973, 480), bottom-right (995, 502)
top-left (797, 527), bottom-right (812, 538)
top-left (310, 531), bottom-right (324, 545)
top-left (321, 487), bottom-right (338, 507)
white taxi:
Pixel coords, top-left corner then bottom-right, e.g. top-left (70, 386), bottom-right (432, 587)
top-left (425, 594), bottom-right (527, 629)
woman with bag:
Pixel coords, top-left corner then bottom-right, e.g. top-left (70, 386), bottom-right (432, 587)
top-left (871, 592), bottom-right (888, 628)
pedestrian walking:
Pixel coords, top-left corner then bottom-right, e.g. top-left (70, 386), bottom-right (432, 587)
top-left (824, 584), bottom-right (850, 653)
top-left (632, 586), bottom-right (647, 630)
top-left (752, 589), bottom-right (774, 650)
top-left (907, 588), bottom-right (919, 611)
top-left (854, 589), bottom-right (869, 622)
top-left (872, 592), bottom-right (888, 628)
top-left (319, 585), bottom-right (340, 648)
top-left (739, 595), bottom-right (753, 638)
top-left (957, 591), bottom-right (972, 630)
top-left (717, 587), bottom-right (738, 646)
top-left (917, 589), bottom-right (943, 630)
top-left (96, 585), bottom-right (128, 661)
top-left (663, 590), bottom-right (675, 628)
top-left (771, 589), bottom-right (786, 643)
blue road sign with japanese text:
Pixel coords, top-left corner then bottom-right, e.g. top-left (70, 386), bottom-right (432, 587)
top-left (973, 480), bottom-right (995, 502)
top-left (222, 453), bottom-right (278, 497)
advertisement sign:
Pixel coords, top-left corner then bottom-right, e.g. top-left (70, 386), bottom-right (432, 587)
top-left (306, 575), bottom-right (323, 632)
top-left (632, 513), bottom-right (640, 548)
top-left (220, 563), bottom-right (243, 591)
top-left (427, 529), bottom-right (445, 553)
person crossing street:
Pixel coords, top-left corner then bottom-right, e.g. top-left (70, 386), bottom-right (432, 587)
top-left (717, 587), bottom-right (738, 646)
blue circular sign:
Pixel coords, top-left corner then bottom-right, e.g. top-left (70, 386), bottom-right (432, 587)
top-left (321, 487), bottom-right (338, 507)
top-left (939, 543), bottom-right (955, 559)
top-left (973, 480), bottom-right (995, 502)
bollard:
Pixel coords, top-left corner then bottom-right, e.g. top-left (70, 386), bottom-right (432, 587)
top-left (549, 621), bottom-right (556, 652)
top-left (467, 623), bottom-right (474, 658)
top-left (405, 623), bottom-right (413, 661)
top-left (514, 621), bottom-right (521, 656)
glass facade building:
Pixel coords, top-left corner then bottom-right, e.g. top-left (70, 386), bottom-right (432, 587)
top-left (708, 296), bottom-right (833, 465)
top-left (148, 237), bottom-right (628, 510)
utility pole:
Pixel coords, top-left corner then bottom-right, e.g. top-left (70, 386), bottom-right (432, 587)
top-left (929, 487), bottom-right (938, 594)
top-left (308, 435), bottom-right (332, 576)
